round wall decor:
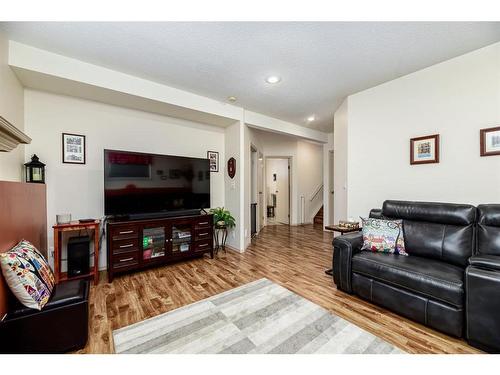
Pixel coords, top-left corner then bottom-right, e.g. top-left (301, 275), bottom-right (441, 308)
top-left (228, 157), bottom-right (236, 179)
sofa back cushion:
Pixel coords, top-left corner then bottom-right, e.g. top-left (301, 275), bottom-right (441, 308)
top-left (477, 204), bottom-right (500, 256)
top-left (382, 200), bottom-right (476, 267)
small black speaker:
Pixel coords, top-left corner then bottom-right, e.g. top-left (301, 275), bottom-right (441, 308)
top-left (67, 236), bottom-right (90, 277)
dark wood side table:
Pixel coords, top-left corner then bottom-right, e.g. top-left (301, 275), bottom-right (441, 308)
top-left (325, 225), bottom-right (362, 276)
top-left (53, 220), bottom-right (100, 285)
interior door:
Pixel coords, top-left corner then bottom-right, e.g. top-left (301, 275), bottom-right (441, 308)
top-left (258, 152), bottom-right (264, 230)
top-left (328, 150), bottom-right (334, 225)
top-left (274, 159), bottom-right (290, 224)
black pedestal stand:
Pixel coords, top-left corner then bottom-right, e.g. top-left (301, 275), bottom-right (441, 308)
top-left (214, 225), bottom-right (228, 254)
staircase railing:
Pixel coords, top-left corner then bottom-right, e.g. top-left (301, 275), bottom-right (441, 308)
top-left (309, 184), bottom-right (323, 202)
top-left (297, 184), bottom-right (324, 225)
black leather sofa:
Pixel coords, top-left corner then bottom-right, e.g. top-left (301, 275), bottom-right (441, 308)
top-left (466, 204), bottom-right (500, 353)
top-left (0, 279), bottom-right (89, 353)
top-left (333, 200), bottom-right (477, 339)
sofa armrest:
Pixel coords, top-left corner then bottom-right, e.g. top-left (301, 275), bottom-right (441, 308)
top-left (0, 280), bottom-right (89, 353)
top-left (469, 255), bottom-right (500, 272)
top-left (333, 232), bottom-right (363, 293)
top-left (466, 261), bottom-right (500, 352)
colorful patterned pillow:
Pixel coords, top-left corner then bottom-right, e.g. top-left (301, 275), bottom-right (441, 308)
top-left (360, 217), bottom-right (408, 256)
top-left (0, 240), bottom-right (55, 310)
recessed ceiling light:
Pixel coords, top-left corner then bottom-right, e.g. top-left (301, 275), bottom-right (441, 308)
top-left (307, 115), bottom-right (316, 122)
top-left (227, 96), bottom-right (237, 102)
top-left (265, 75), bottom-right (281, 84)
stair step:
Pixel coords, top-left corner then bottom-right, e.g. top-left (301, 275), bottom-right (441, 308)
top-left (313, 205), bottom-right (324, 224)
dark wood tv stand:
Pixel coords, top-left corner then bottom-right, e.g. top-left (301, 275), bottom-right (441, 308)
top-left (106, 213), bottom-right (213, 282)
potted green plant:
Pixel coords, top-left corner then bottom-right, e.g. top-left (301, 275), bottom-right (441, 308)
top-left (209, 207), bottom-right (236, 229)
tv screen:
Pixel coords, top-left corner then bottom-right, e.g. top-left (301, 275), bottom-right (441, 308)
top-left (104, 149), bottom-right (210, 217)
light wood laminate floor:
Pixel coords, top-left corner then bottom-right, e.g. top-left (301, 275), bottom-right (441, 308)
top-left (80, 224), bottom-right (480, 354)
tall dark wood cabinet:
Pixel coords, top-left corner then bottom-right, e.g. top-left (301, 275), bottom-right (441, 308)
top-left (106, 213), bottom-right (213, 282)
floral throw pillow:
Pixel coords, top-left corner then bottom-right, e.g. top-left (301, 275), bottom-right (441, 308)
top-left (0, 240), bottom-right (55, 310)
top-left (360, 217), bottom-right (408, 256)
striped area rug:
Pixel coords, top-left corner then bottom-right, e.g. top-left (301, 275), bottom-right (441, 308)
top-left (113, 278), bottom-right (404, 354)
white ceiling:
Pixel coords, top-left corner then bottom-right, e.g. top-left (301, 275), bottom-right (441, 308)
top-left (1, 22), bottom-right (499, 131)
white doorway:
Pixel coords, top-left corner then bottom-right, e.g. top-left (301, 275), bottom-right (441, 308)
top-left (328, 150), bottom-right (334, 225)
top-left (266, 158), bottom-right (290, 225)
top-left (258, 152), bottom-right (265, 230)
top-left (251, 146), bottom-right (258, 236)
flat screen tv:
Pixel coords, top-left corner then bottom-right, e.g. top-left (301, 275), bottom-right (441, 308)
top-left (104, 149), bottom-right (210, 218)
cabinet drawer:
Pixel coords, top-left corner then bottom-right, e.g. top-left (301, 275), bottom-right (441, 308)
top-left (111, 226), bottom-right (139, 240)
top-left (112, 238), bottom-right (139, 255)
top-left (195, 217), bottom-right (212, 229)
top-left (194, 240), bottom-right (212, 253)
top-left (194, 228), bottom-right (212, 241)
top-left (112, 252), bottom-right (139, 270)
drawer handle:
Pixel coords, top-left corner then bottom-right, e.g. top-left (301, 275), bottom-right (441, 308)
top-left (119, 257), bottom-right (134, 262)
top-left (119, 244), bottom-right (134, 248)
top-left (199, 233), bottom-right (209, 237)
top-left (119, 230), bottom-right (134, 234)
top-left (198, 221), bottom-right (209, 225)
top-left (199, 243), bottom-right (208, 248)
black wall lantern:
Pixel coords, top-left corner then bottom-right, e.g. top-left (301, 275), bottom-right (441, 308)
top-left (24, 154), bottom-right (46, 184)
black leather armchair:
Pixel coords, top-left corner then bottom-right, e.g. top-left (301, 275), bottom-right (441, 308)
top-left (466, 204), bottom-right (500, 353)
top-left (0, 279), bottom-right (89, 353)
top-left (333, 200), bottom-right (476, 338)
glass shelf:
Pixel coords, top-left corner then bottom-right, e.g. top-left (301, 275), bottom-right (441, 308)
top-left (143, 227), bottom-right (165, 260)
top-left (172, 224), bottom-right (192, 253)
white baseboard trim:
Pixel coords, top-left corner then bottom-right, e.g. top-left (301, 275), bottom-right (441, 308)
top-left (225, 244), bottom-right (243, 254)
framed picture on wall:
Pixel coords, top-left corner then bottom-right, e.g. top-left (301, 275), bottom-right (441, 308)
top-left (410, 134), bottom-right (440, 165)
top-left (207, 151), bottom-right (219, 172)
top-left (480, 126), bottom-right (500, 157)
top-left (62, 133), bottom-right (86, 164)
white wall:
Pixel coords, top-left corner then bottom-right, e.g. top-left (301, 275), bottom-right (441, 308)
top-left (346, 42), bottom-right (500, 219)
top-left (297, 140), bottom-right (324, 222)
top-left (322, 133), bottom-right (334, 226)
top-left (24, 90), bottom-right (226, 268)
top-left (224, 121), bottom-right (244, 251)
top-left (0, 32), bottom-right (24, 181)
top-left (243, 126), bottom-right (264, 247)
top-left (333, 98), bottom-right (348, 224)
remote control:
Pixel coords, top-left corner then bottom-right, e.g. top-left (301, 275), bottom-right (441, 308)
top-left (79, 218), bottom-right (95, 223)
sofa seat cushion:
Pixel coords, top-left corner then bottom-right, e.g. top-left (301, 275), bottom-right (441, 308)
top-left (7, 279), bottom-right (89, 319)
top-left (351, 252), bottom-right (464, 307)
